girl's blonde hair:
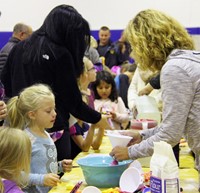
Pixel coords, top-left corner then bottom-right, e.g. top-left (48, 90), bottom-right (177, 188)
top-left (6, 84), bottom-right (55, 129)
top-left (77, 56), bottom-right (93, 87)
top-left (90, 36), bottom-right (98, 48)
top-left (83, 56), bottom-right (94, 72)
top-left (125, 9), bottom-right (194, 71)
top-left (0, 127), bottom-right (31, 192)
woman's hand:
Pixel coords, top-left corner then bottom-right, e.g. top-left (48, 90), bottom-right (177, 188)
top-left (138, 83), bottom-right (153, 96)
top-left (109, 146), bottom-right (130, 161)
top-left (94, 114), bottom-right (114, 130)
top-left (120, 130), bottom-right (142, 146)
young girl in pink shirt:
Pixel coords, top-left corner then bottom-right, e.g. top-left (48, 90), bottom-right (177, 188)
top-left (92, 70), bottom-right (130, 130)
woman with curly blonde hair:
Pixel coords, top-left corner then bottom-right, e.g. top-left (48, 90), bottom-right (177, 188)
top-left (125, 9), bottom-right (194, 72)
top-left (110, 9), bottom-right (200, 189)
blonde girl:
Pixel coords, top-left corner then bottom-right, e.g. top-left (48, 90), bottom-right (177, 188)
top-left (6, 84), bottom-right (72, 193)
top-left (0, 127), bottom-right (31, 193)
top-left (79, 57), bottom-right (97, 108)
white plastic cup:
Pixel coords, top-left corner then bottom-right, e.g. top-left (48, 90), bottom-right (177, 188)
top-left (82, 186), bottom-right (101, 193)
top-left (120, 167), bottom-right (143, 192)
top-left (129, 160), bottom-right (143, 174)
top-left (106, 132), bottom-right (132, 147)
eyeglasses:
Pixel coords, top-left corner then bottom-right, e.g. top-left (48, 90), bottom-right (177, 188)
top-left (87, 67), bottom-right (96, 71)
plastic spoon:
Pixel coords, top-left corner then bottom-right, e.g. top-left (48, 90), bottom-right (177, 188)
top-left (110, 157), bottom-right (118, 166)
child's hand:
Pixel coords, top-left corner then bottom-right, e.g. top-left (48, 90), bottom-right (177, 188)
top-left (110, 111), bottom-right (116, 119)
top-left (43, 173), bottom-right (60, 187)
top-left (95, 114), bottom-right (114, 130)
top-left (100, 106), bottom-right (111, 116)
top-left (62, 159), bottom-right (73, 172)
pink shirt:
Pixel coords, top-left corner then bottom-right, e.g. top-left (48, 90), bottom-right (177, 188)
top-left (94, 97), bottom-right (129, 130)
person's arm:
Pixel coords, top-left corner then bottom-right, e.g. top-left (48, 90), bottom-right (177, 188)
top-left (112, 97), bottom-right (130, 123)
top-left (91, 126), bottom-right (105, 150)
top-left (149, 74), bottom-right (160, 89)
top-left (28, 173), bottom-right (45, 186)
top-left (71, 122), bottom-right (96, 152)
top-left (51, 50), bottom-right (112, 131)
top-left (110, 64), bottom-right (192, 161)
top-left (127, 64), bottom-right (192, 160)
top-left (29, 173), bottom-right (60, 187)
top-left (1, 46), bottom-right (14, 98)
top-left (138, 83), bottom-right (154, 96)
top-left (127, 68), bottom-right (141, 111)
top-left (53, 50), bottom-right (101, 124)
top-left (138, 74), bottom-right (160, 96)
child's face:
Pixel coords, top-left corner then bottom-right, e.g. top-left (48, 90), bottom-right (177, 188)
top-left (96, 80), bottom-right (112, 99)
top-left (29, 97), bottom-right (57, 129)
top-left (87, 62), bottom-right (96, 83)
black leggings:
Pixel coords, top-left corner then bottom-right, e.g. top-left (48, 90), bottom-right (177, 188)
top-left (55, 129), bottom-right (71, 161)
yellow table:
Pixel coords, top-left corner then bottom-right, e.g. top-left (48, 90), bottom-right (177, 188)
top-left (49, 136), bottom-right (199, 193)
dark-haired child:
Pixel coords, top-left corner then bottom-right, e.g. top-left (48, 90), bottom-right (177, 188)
top-left (92, 70), bottom-right (129, 130)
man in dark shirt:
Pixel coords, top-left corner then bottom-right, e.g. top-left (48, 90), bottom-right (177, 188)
top-left (97, 26), bottom-right (117, 69)
top-left (0, 23), bottom-right (32, 75)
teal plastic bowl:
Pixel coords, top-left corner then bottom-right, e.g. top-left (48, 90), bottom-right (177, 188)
top-left (77, 154), bottom-right (132, 188)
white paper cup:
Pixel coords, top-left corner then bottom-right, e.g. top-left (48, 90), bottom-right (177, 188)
top-left (82, 186), bottom-right (101, 193)
top-left (129, 160), bottom-right (143, 174)
top-left (120, 167), bottom-right (143, 192)
top-left (106, 131), bottom-right (132, 147)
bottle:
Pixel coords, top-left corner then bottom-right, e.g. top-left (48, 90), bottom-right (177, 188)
top-left (135, 95), bottom-right (161, 124)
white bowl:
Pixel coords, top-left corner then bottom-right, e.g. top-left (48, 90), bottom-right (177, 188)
top-left (106, 131), bottom-right (132, 148)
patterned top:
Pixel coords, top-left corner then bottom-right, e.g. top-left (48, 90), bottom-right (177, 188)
top-left (23, 128), bottom-right (58, 193)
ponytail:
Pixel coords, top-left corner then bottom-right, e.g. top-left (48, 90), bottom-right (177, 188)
top-left (6, 96), bottom-right (26, 129)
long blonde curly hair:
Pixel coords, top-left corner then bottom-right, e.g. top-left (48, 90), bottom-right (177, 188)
top-left (125, 9), bottom-right (195, 71)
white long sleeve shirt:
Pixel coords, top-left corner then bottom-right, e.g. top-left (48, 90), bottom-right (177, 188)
top-left (128, 67), bottom-right (162, 112)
